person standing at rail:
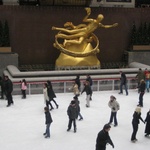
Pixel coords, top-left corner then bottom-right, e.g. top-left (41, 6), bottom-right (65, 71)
top-left (4, 75), bottom-right (14, 107)
top-left (119, 71), bottom-right (128, 96)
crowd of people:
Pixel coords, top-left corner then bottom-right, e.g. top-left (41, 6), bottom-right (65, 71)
top-left (0, 70), bottom-right (150, 150)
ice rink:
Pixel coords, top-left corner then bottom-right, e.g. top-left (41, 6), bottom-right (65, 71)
top-left (0, 89), bottom-right (149, 150)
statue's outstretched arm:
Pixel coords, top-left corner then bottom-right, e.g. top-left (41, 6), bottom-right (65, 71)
top-left (99, 23), bottom-right (118, 28)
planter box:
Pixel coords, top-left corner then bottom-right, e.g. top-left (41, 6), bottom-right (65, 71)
top-left (133, 45), bottom-right (150, 51)
top-left (0, 47), bottom-right (11, 53)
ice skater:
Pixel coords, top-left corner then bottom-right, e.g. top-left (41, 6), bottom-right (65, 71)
top-left (96, 124), bottom-right (114, 150)
top-left (43, 107), bottom-right (53, 138)
top-left (47, 80), bottom-right (59, 110)
top-left (67, 100), bottom-right (78, 133)
top-left (144, 109), bottom-right (150, 137)
top-left (108, 95), bottom-right (120, 127)
top-left (43, 83), bottom-right (54, 110)
top-left (131, 106), bottom-right (145, 143)
top-left (137, 79), bottom-right (145, 107)
top-left (73, 95), bottom-right (83, 121)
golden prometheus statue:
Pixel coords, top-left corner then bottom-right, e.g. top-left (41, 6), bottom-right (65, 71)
top-left (52, 7), bottom-right (118, 69)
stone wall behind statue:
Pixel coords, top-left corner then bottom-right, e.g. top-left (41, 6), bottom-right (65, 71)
top-left (0, 5), bottom-right (149, 66)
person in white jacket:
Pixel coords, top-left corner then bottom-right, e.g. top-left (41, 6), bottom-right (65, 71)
top-left (108, 95), bottom-right (120, 127)
top-left (43, 83), bottom-right (54, 110)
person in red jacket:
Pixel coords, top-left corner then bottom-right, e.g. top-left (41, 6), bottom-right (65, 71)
top-left (144, 68), bottom-right (150, 92)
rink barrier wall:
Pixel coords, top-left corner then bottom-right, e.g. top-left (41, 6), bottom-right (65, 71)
top-left (3, 63), bottom-right (149, 95)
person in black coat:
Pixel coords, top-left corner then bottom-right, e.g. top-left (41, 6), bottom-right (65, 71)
top-left (4, 76), bottom-right (14, 107)
top-left (43, 107), bottom-right (53, 138)
top-left (137, 79), bottom-right (146, 107)
top-left (119, 71), bottom-right (128, 95)
top-left (86, 74), bottom-right (93, 100)
top-left (131, 107), bottom-right (145, 143)
top-left (67, 100), bottom-right (78, 133)
top-left (96, 124), bottom-right (114, 150)
top-left (47, 80), bottom-right (59, 110)
top-left (81, 81), bottom-right (92, 107)
top-left (144, 109), bottom-right (150, 137)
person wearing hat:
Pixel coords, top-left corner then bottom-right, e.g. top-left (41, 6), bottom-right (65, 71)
top-left (67, 100), bottom-right (78, 133)
top-left (131, 107), bottom-right (145, 143)
top-left (108, 95), bottom-right (120, 127)
top-left (96, 124), bottom-right (114, 150)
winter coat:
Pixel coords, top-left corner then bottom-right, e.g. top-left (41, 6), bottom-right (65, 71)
top-left (86, 76), bottom-right (93, 86)
top-left (75, 77), bottom-right (81, 89)
top-left (120, 73), bottom-right (127, 85)
top-left (4, 79), bottom-right (13, 93)
top-left (132, 111), bottom-right (144, 124)
top-left (108, 100), bottom-right (120, 112)
top-left (144, 70), bottom-right (150, 80)
top-left (67, 104), bottom-right (78, 119)
top-left (43, 87), bottom-right (49, 103)
top-left (96, 129), bottom-right (114, 150)
top-left (136, 70), bottom-right (145, 82)
top-left (45, 111), bottom-right (53, 124)
top-left (81, 84), bottom-right (92, 95)
top-left (47, 84), bottom-right (56, 100)
top-left (145, 111), bottom-right (150, 134)
top-left (21, 82), bottom-right (27, 90)
top-left (139, 82), bottom-right (146, 93)
top-left (73, 83), bottom-right (80, 96)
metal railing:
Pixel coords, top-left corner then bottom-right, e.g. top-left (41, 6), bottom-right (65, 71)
top-left (12, 77), bottom-right (137, 95)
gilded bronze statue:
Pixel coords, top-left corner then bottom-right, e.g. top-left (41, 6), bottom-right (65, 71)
top-left (52, 8), bottom-right (118, 68)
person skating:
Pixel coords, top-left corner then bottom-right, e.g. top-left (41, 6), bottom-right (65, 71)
top-left (4, 75), bottom-right (14, 107)
top-left (67, 100), bottom-right (78, 133)
top-left (86, 74), bottom-right (93, 100)
top-left (21, 79), bottom-right (27, 99)
top-left (43, 83), bottom-right (54, 110)
top-left (137, 79), bottom-right (145, 107)
top-left (144, 109), bottom-right (150, 137)
top-left (144, 68), bottom-right (150, 92)
top-left (81, 81), bottom-right (92, 107)
top-left (108, 95), bottom-right (120, 127)
top-left (47, 80), bottom-right (59, 110)
top-left (43, 107), bottom-right (53, 138)
top-left (71, 81), bottom-right (80, 97)
top-left (73, 95), bottom-right (83, 121)
top-left (131, 106), bottom-right (145, 143)
top-left (74, 75), bottom-right (81, 92)
top-left (96, 124), bottom-right (114, 150)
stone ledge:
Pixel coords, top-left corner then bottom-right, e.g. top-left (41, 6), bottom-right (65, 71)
top-left (133, 45), bottom-right (150, 51)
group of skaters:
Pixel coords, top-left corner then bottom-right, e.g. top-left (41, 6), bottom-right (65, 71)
top-left (0, 75), bottom-right (27, 106)
top-left (1, 72), bottom-right (150, 149)
top-left (0, 75), bottom-right (14, 107)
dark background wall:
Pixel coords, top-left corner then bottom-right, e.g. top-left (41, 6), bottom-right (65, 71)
top-left (0, 5), bottom-right (149, 66)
